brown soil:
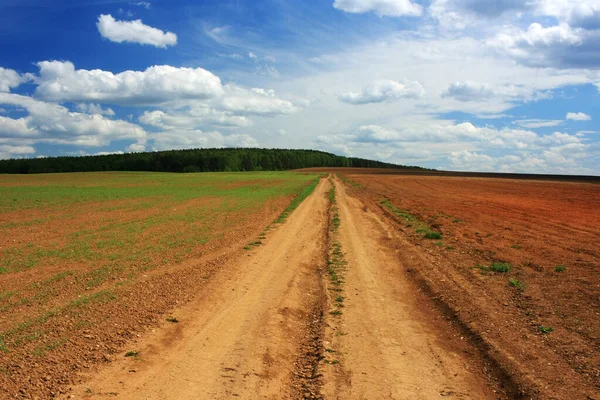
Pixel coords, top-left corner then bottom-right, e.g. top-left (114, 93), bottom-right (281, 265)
top-left (322, 177), bottom-right (496, 399)
top-left (337, 172), bottom-right (600, 399)
top-left (0, 194), bottom-right (291, 398)
top-left (4, 170), bottom-right (597, 399)
top-left (65, 177), bottom-right (498, 399)
top-left (67, 177), bottom-right (331, 399)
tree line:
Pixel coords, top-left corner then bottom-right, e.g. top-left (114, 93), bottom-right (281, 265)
top-left (0, 148), bottom-right (427, 174)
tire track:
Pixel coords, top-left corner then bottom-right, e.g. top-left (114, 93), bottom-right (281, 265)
top-left (67, 178), bottom-right (331, 399)
top-left (324, 176), bottom-right (495, 399)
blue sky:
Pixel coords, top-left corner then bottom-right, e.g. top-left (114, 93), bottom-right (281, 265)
top-left (0, 0), bottom-right (599, 174)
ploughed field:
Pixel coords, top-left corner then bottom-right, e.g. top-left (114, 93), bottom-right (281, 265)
top-left (0, 172), bottom-right (319, 398)
top-left (336, 171), bottom-right (600, 398)
top-left (1, 170), bottom-right (598, 399)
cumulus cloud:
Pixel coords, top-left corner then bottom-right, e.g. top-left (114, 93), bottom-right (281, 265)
top-left (441, 81), bottom-right (495, 101)
top-left (488, 22), bottom-right (600, 69)
top-left (0, 92), bottom-right (147, 148)
top-left (220, 85), bottom-right (296, 116)
top-left (97, 14), bottom-right (177, 48)
top-left (340, 79), bottom-right (425, 104)
top-left (34, 61), bottom-right (223, 105)
top-left (0, 144), bottom-right (36, 160)
top-left (75, 103), bottom-right (115, 116)
top-left (566, 112), bottom-right (592, 120)
top-left (333, 0), bottom-right (423, 17)
top-left (315, 121), bottom-right (591, 173)
top-left (0, 67), bottom-right (26, 92)
top-left (139, 108), bottom-right (251, 129)
top-left (535, 1), bottom-right (600, 29)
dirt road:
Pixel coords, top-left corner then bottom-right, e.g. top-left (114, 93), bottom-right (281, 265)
top-left (322, 178), bottom-right (494, 399)
top-left (68, 177), bottom-right (496, 399)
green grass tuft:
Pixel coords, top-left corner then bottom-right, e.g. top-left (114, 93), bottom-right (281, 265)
top-left (425, 231), bottom-right (443, 240)
top-left (509, 278), bottom-right (526, 292)
top-left (538, 326), bottom-right (553, 334)
top-left (490, 262), bottom-right (511, 273)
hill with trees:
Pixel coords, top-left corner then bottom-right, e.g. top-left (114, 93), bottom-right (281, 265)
top-left (0, 148), bottom-right (427, 174)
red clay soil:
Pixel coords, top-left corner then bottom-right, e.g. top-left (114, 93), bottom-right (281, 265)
top-left (338, 172), bottom-right (600, 399)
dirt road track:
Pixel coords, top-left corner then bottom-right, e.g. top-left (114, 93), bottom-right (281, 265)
top-left (322, 178), bottom-right (495, 399)
top-left (68, 176), bottom-right (497, 399)
top-left (68, 179), bottom-right (330, 399)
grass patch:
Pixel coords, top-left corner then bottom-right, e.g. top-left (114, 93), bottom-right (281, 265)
top-left (425, 232), bottom-right (443, 240)
top-left (166, 317), bottom-right (179, 323)
top-left (555, 265), bottom-right (567, 272)
top-left (490, 262), bottom-right (511, 273)
top-left (538, 326), bottom-right (553, 334)
top-left (380, 199), bottom-right (442, 240)
top-left (509, 278), bottom-right (526, 292)
top-left (124, 351), bottom-right (138, 357)
top-left (339, 175), bottom-right (363, 189)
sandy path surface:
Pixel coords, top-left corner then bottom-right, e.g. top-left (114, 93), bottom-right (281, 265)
top-left (67, 176), bottom-right (496, 399)
top-left (323, 177), bottom-right (495, 399)
top-left (68, 178), bottom-right (330, 399)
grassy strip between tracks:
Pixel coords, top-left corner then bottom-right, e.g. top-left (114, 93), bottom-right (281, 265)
top-left (323, 177), bottom-right (347, 366)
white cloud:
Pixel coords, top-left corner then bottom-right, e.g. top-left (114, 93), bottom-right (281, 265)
top-left (333, 0), bottom-right (423, 17)
top-left (0, 67), bottom-right (26, 92)
top-left (566, 112), bottom-right (592, 120)
top-left (97, 14), bottom-right (177, 48)
top-left (313, 120), bottom-right (592, 173)
top-left (340, 79), bottom-right (425, 104)
top-left (0, 115), bottom-right (35, 137)
top-left (150, 129), bottom-right (258, 151)
top-left (220, 85), bottom-right (296, 116)
top-left (139, 108), bottom-right (251, 129)
top-left (131, 1), bottom-right (151, 9)
top-left (514, 119), bottom-right (563, 128)
top-left (475, 113), bottom-right (512, 119)
top-left (535, 1), bottom-right (600, 29)
top-left (0, 144), bottom-right (36, 160)
top-left (206, 26), bottom-right (233, 44)
top-left (487, 22), bottom-right (600, 69)
top-left (34, 61), bottom-right (223, 105)
top-left (75, 103), bottom-right (115, 116)
top-left (442, 81), bottom-right (495, 101)
top-left (0, 92), bottom-right (147, 148)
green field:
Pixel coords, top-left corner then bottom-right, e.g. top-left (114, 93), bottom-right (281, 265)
top-left (0, 171), bottom-right (320, 353)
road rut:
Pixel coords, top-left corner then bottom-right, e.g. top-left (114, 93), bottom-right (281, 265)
top-left (322, 177), bottom-right (495, 399)
top-left (68, 178), bottom-right (330, 399)
top-left (69, 176), bottom-right (498, 399)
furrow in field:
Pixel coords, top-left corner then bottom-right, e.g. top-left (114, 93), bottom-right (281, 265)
top-left (67, 178), bottom-right (330, 399)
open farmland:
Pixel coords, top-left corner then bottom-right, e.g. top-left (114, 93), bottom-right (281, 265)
top-left (1, 170), bottom-right (599, 399)
top-left (327, 170), bottom-right (600, 398)
top-left (0, 171), bottom-right (320, 398)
